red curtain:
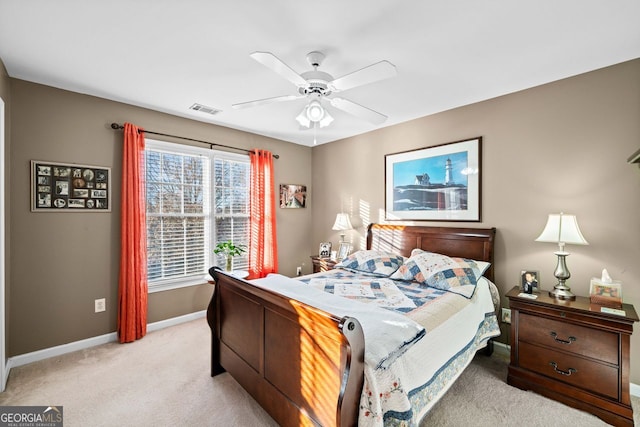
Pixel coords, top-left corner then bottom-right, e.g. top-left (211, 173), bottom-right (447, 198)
top-left (118, 122), bottom-right (148, 343)
top-left (249, 149), bottom-right (278, 278)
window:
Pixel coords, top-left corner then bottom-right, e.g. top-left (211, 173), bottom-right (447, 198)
top-left (213, 156), bottom-right (250, 271)
top-left (145, 139), bottom-right (249, 292)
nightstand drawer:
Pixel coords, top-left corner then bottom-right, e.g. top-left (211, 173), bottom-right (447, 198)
top-left (310, 256), bottom-right (337, 273)
top-left (519, 341), bottom-right (619, 400)
top-left (519, 313), bottom-right (618, 364)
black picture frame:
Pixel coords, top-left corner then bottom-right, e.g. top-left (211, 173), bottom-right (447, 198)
top-left (520, 270), bottom-right (540, 293)
top-left (31, 160), bottom-right (111, 212)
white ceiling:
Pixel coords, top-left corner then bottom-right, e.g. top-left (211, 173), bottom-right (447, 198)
top-left (1, 1), bottom-right (639, 146)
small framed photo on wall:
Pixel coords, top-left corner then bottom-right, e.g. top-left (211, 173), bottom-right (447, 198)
top-left (280, 184), bottom-right (307, 208)
top-left (520, 270), bottom-right (540, 294)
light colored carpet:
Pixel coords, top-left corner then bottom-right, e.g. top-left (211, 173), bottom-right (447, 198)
top-left (0, 318), bottom-right (637, 426)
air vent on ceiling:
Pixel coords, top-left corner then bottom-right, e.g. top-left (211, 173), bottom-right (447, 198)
top-left (189, 103), bottom-right (222, 115)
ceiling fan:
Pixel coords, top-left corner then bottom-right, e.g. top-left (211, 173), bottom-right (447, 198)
top-left (232, 51), bottom-right (397, 129)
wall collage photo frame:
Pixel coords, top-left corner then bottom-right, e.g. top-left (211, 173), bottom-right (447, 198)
top-left (31, 160), bottom-right (111, 212)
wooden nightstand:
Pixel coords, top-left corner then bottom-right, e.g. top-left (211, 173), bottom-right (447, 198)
top-left (506, 286), bottom-right (638, 426)
top-left (310, 256), bottom-right (338, 273)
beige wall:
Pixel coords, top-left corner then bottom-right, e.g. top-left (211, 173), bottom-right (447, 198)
top-left (311, 59), bottom-right (640, 383)
top-left (8, 80), bottom-right (312, 356)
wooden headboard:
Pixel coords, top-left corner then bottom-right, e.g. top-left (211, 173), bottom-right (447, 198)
top-left (366, 223), bottom-right (496, 281)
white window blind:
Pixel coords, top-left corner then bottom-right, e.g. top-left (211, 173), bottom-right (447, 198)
top-left (213, 157), bottom-right (250, 270)
top-left (144, 139), bottom-right (249, 292)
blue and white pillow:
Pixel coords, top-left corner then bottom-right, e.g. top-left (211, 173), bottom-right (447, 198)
top-left (390, 250), bottom-right (487, 298)
top-left (408, 248), bottom-right (489, 280)
top-left (335, 250), bottom-right (406, 277)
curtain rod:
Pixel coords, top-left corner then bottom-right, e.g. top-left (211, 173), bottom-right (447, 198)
top-left (110, 123), bottom-right (279, 159)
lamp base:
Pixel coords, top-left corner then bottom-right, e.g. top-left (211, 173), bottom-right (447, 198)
top-left (548, 285), bottom-right (576, 301)
top-left (548, 251), bottom-right (576, 300)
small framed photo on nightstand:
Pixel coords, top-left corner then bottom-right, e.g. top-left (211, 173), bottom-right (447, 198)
top-left (520, 270), bottom-right (539, 294)
top-left (337, 242), bottom-right (352, 261)
top-left (319, 242), bottom-right (332, 258)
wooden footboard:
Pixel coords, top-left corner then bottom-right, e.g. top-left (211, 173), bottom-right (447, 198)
top-left (207, 269), bottom-right (365, 427)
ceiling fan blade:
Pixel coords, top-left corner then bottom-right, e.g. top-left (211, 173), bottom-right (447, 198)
top-left (330, 60), bottom-right (397, 92)
top-left (330, 97), bottom-right (388, 125)
top-left (250, 51), bottom-right (308, 87)
top-left (232, 94), bottom-right (303, 109)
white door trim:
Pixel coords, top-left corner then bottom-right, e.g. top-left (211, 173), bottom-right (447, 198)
top-left (0, 96), bottom-right (6, 391)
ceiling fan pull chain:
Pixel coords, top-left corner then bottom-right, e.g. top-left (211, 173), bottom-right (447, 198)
top-left (313, 122), bottom-right (317, 145)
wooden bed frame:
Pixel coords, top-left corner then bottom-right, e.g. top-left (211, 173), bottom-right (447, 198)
top-left (207, 223), bottom-right (496, 427)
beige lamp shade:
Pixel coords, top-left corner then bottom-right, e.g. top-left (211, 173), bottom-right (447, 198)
top-left (535, 213), bottom-right (588, 252)
top-left (332, 213), bottom-right (353, 231)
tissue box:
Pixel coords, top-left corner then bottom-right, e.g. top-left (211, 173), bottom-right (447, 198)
top-left (589, 278), bottom-right (623, 308)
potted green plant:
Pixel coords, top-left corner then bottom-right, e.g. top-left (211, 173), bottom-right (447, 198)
top-left (214, 241), bottom-right (246, 271)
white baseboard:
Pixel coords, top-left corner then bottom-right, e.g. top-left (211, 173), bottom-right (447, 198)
top-left (146, 310), bottom-right (206, 333)
top-left (631, 382), bottom-right (640, 398)
top-left (6, 310), bottom-right (206, 372)
top-left (492, 340), bottom-right (510, 359)
top-left (490, 341), bottom-right (639, 398)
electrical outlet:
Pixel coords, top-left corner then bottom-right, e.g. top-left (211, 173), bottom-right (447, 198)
top-left (296, 266), bottom-right (302, 276)
top-left (95, 298), bottom-right (106, 313)
top-left (501, 308), bottom-right (511, 324)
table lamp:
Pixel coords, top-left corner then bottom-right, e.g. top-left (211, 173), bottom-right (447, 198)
top-left (535, 212), bottom-right (588, 300)
top-left (332, 213), bottom-right (353, 243)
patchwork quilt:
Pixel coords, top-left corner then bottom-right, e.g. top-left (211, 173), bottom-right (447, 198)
top-left (299, 270), bottom-right (450, 314)
top-left (299, 269), bottom-right (501, 427)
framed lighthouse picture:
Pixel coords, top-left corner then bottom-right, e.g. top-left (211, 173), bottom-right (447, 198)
top-left (384, 137), bottom-right (482, 221)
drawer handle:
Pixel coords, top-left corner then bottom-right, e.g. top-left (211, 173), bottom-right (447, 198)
top-left (549, 361), bottom-right (577, 376)
top-left (550, 331), bottom-right (576, 345)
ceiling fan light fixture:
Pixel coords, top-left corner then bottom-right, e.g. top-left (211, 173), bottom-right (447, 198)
top-left (318, 110), bottom-right (334, 128)
top-left (296, 100), bottom-right (334, 128)
top-left (306, 100), bottom-right (325, 121)
top-left (295, 109), bottom-right (311, 128)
